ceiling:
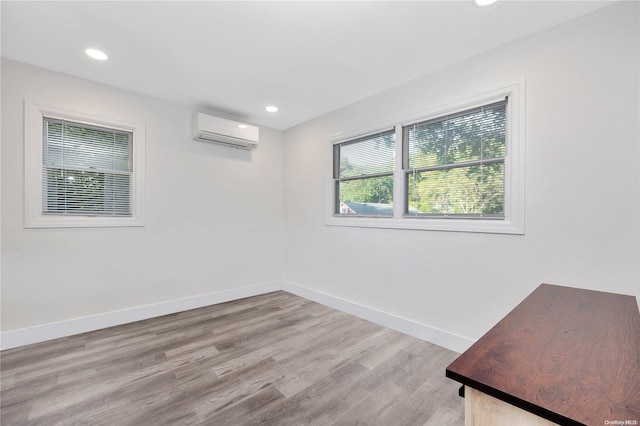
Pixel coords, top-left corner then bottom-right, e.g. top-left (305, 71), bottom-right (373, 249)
top-left (1, 1), bottom-right (613, 130)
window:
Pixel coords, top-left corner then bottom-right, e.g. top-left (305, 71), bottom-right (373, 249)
top-left (25, 102), bottom-right (145, 228)
top-left (333, 130), bottom-right (396, 217)
top-left (404, 100), bottom-right (506, 218)
top-left (43, 118), bottom-right (133, 216)
top-left (328, 81), bottom-right (525, 234)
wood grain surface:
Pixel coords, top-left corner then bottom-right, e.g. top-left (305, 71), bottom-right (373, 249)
top-left (447, 283), bottom-right (640, 426)
top-left (1, 291), bottom-right (463, 425)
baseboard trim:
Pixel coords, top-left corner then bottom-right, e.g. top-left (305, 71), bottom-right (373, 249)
top-left (281, 281), bottom-right (475, 353)
top-left (1, 280), bottom-right (475, 353)
top-left (0, 281), bottom-right (282, 351)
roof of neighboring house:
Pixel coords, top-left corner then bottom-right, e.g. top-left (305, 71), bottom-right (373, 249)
top-left (342, 202), bottom-right (393, 216)
top-left (340, 202), bottom-right (422, 216)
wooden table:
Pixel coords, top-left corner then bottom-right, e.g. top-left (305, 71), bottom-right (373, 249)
top-left (446, 284), bottom-right (640, 426)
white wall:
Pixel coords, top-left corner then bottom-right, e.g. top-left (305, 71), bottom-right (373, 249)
top-left (1, 59), bottom-right (284, 332)
top-left (282, 2), bottom-right (640, 343)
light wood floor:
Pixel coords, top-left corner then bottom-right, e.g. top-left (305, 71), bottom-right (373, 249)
top-left (1, 291), bottom-right (464, 425)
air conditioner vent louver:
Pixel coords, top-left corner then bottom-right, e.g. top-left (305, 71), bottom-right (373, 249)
top-left (192, 113), bottom-right (259, 150)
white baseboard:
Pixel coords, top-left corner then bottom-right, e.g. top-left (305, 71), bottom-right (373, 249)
top-left (1, 280), bottom-right (475, 353)
top-left (281, 281), bottom-right (475, 353)
top-left (0, 281), bottom-right (282, 351)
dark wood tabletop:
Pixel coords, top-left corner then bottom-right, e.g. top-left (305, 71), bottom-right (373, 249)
top-left (446, 283), bottom-right (640, 426)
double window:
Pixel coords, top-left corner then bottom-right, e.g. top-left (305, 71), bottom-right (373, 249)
top-left (330, 83), bottom-right (524, 234)
top-left (25, 102), bottom-right (145, 228)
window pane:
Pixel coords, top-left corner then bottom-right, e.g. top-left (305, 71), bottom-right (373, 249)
top-left (407, 162), bottom-right (505, 216)
top-left (337, 175), bottom-right (393, 216)
top-left (337, 131), bottom-right (395, 179)
top-left (44, 119), bottom-right (132, 173)
top-left (43, 169), bottom-right (131, 216)
top-left (42, 117), bottom-right (133, 217)
top-left (405, 101), bottom-right (506, 169)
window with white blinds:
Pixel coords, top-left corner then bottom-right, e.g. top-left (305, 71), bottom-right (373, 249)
top-left (333, 130), bottom-right (395, 216)
top-left (328, 81), bottom-right (525, 234)
top-left (42, 118), bottom-right (133, 216)
top-left (403, 99), bottom-right (507, 218)
top-left (24, 102), bottom-right (145, 228)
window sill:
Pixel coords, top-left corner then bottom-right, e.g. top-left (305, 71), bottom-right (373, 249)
top-left (25, 214), bottom-right (144, 229)
top-left (326, 215), bottom-right (524, 235)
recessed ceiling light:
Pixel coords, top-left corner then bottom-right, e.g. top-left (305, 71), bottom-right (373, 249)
top-left (85, 48), bottom-right (108, 61)
top-left (238, 124), bottom-right (248, 128)
top-left (265, 105), bottom-right (278, 113)
top-left (473, 0), bottom-right (499, 6)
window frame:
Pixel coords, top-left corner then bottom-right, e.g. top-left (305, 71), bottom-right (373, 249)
top-left (24, 101), bottom-right (146, 228)
top-left (402, 98), bottom-right (508, 219)
top-left (333, 128), bottom-right (396, 217)
top-left (326, 80), bottom-right (525, 234)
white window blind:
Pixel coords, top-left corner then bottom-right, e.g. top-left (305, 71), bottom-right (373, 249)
top-left (333, 129), bottom-right (395, 216)
top-left (403, 99), bottom-right (507, 218)
top-left (42, 117), bottom-right (133, 216)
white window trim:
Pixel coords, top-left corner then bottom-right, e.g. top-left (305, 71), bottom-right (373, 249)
top-left (326, 80), bottom-right (526, 235)
top-left (24, 101), bottom-right (146, 228)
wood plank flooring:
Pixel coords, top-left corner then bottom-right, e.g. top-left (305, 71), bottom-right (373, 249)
top-left (1, 291), bottom-right (464, 425)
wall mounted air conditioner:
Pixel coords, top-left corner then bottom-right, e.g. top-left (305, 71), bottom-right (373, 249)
top-left (192, 113), bottom-right (259, 150)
